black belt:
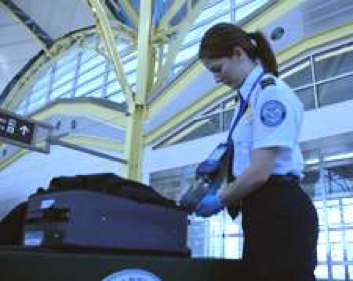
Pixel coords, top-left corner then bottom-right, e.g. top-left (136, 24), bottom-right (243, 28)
top-left (269, 174), bottom-right (300, 184)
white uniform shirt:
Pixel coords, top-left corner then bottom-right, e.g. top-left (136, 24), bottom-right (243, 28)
top-left (230, 64), bottom-right (304, 177)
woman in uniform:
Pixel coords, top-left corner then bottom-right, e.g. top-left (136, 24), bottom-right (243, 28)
top-left (195, 23), bottom-right (319, 281)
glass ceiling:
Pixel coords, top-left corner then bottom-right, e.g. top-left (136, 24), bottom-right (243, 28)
top-left (17, 0), bottom-right (270, 114)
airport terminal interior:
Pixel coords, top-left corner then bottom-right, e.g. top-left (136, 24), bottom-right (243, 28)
top-left (1, 0), bottom-right (353, 280)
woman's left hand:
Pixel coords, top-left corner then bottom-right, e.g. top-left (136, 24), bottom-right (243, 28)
top-left (195, 193), bottom-right (225, 217)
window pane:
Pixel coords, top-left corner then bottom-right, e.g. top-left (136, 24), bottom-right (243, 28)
top-left (347, 242), bottom-right (353, 261)
top-left (331, 243), bottom-right (344, 262)
top-left (55, 58), bottom-right (78, 78)
top-left (327, 208), bottom-right (341, 225)
top-left (235, 0), bottom-right (269, 21)
top-left (106, 81), bottom-right (121, 96)
top-left (80, 54), bottom-right (106, 73)
top-left (224, 236), bottom-right (242, 259)
top-left (51, 84), bottom-right (73, 100)
top-left (223, 109), bottom-right (235, 131)
top-left (343, 206), bottom-right (353, 223)
top-left (295, 86), bottom-right (315, 111)
top-left (349, 265), bottom-right (353, 280)
top-left (281, 59), bottom-right (312, 88)
top-left (332, 265), bottom-right (345, 280)
top-left (76, 76), bottom-right (105, 97)
top-left (317, 244), bottom-right (327, 262)
top-left (124, 58), bottom-right (137, 74)
top-left (85, 87), bottom-right (104, 98)
top-left (315, 43), bottom-right (353, 81)
top-left (77, 62), bottom-right (106, 85)
top-left (330, 230), bottom-right (343, 242)
top-left (53, 71), bottom-right (75, 89)
top-left (108, 92), bottom-right (126, 104)
top-left (317, 75), bottom-right (353, 107)
top-left (302, 170), bottom-right (320, 198)
top-left (175, 44), bottom-right (199, 65)
top-left (107, 70), bottom-right (118, 83)
top-left (194, 0), bottom-right (230, 25)
top-left (33, 75), bottom-right (50, 92)
top-left (162, 114), bottom-right (221, 147)
top-left (31, 87), bottom-right (48, 103)
top-left (184, 13), bottom-right (230, 46)
top-left (56, 50), bottom-right (79, 68)
top-left (315, 265), bottom-right (328, 279)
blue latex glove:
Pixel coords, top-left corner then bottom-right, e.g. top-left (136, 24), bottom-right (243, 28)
top-left (195, 193), bottom-right (225, 217)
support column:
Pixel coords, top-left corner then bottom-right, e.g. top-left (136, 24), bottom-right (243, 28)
top-left (125, 0), bottom-right (154, 180)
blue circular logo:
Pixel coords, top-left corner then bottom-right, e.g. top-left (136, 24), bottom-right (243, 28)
top-left (102, 269), bottom-right (161, 281)
top-left (260, 100), bottom-right (286, 127)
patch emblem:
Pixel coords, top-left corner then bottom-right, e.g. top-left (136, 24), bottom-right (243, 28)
top-left (260, 100), bottom-right (286, 127)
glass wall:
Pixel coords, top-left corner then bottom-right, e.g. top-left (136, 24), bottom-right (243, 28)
top-left (311, 156), bottom-right (353, 281)
top-left (281, 42), bottom-right (353, 111)
top-left (153, 40), bottom-right (353, 149)
top-left (15, 0), bottom-right (270, 115)
top-left (150, 148), bottom-right (353, 280)
top-left (154, 95), bottom-right (235, 149)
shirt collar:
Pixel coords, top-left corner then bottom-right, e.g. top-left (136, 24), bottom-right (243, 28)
top-left (238, 64), bottom-right (264, 101)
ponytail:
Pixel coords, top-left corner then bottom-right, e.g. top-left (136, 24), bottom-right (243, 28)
top-left (199, 23), bottom-right (279, 77)
top-left (249, 31), bottom-right (278, 77)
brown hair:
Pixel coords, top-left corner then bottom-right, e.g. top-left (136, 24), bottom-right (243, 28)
top-left (198, 23), bottom-right (278, 77)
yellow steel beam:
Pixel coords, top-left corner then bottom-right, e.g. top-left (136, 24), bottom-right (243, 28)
top-left (135, 5), bottom-right (154, 105)
top-left (119, 0), bottom-right (139, 28)
top-left (125, 0), bottom-right (154, 180)
top-left (61, 135), bottom-right (124, 151)
top-left (0, 149), bottom-right (27, 172)
top-left (242, 0), bottom-right (304, 31)
top-left (147, 60), bottom-right (203, 119)
top-left (0, 135), bottom-right (124, 172)
top-left (125, 105), bottom-right (145, 179)
top-left (0, 99), bottom-right (126, 171)
top-left (32, 99), bottom-right (126, 128)
top-left (1, 28), bottom-right (96, 112)
top-left (102, 3), bottom-right (137, 41)
top-left (87, 0), bottom-right (135, 112)
top-left (147, 0), bottom-right (306, 137)
top-left (146, 85), bottom-right (228, 145)
top-left (152, 0), bottom-right (209, 94)
top-left (158, 0), bottom-right (187, 29)
top-left (277, 22), bottom-right (353, 65)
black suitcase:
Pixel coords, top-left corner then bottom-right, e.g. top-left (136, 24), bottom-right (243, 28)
top-left (23, 174), bottom-right (189, 256)
top-left (0, 202), bottom-right (27, 245)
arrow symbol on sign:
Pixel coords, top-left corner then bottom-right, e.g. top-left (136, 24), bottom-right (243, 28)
top-left (19, 125), bottom-right (30, 136)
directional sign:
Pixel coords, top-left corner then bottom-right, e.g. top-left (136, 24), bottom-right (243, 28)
top-left (0, 109), bottom-right (37, 147)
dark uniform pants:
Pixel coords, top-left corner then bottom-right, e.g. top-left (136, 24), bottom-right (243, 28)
top-left (241, 175), bottom-right (318, 281)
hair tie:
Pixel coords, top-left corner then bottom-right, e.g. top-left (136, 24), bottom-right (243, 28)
top-left (247, 32), bottom-right (257, 47)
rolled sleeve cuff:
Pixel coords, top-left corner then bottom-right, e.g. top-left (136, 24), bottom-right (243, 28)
top-left (253, 138), bottom-right (293, 150)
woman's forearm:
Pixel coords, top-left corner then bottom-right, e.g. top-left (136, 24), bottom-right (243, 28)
top-left (218, 166), bottom-right (267, 205)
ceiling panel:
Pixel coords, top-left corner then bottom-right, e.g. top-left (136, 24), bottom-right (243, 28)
top-left (0, 0), bottom-right (94, 101)
top-left (0, 40), bottom-right (41, 94)
top-left (11, 0), bottom-right (31, 13)
top-left (0, 22), bottom-right (33, 43)
top-left (0, 6), bottom-right (15, 25)
top-left (11, 0), bottom-right (94, 40)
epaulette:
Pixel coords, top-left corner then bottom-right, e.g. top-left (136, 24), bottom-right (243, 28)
top-left (260, 77), bottom-right (276, 89)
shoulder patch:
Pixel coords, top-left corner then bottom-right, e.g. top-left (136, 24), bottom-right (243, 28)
top-left (260, 100), bottom-right (286, 127)
top-left (260, 77), bottom-right (276, 89)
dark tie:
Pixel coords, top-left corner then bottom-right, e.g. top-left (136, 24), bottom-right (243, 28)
top-left (226, 95), bottom-right (245, 219)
